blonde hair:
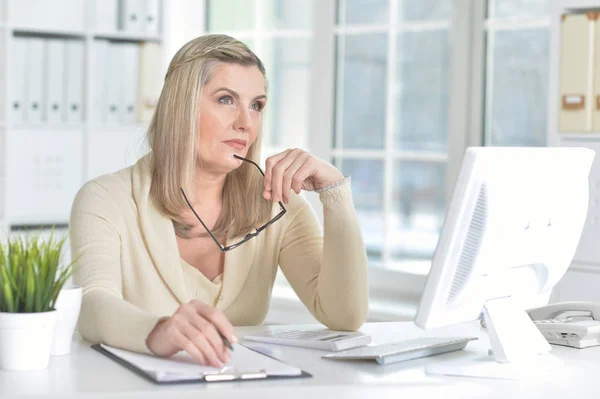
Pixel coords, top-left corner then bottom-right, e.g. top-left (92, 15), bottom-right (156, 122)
top-left (146, 34), bottom-right (272, 239)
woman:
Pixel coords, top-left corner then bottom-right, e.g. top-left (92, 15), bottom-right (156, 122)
top-left (70, 34), bottom-right (368, 368)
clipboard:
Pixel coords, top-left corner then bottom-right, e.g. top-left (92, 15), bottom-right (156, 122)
top-left (92, 343), bottom-right (312, 384)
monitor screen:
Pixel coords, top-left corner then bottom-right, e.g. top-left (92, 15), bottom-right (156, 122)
top-left (413, 146), bottom-right (594, 377)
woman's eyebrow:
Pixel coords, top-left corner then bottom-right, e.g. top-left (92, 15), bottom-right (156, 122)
top-left (212, 87), bottom-right (237, 97)
top-left (212, 87), bottom-right (267, 101)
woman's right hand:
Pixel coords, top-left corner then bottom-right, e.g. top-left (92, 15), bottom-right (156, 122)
top-left (145, 300), bottom-right (237, 368)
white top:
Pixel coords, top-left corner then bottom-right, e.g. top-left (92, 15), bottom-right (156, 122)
top-left (2, 321), bottom-right (600, 398)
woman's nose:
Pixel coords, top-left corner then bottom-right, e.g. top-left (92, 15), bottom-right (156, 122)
top-left (233, 108), bottom-right (253, 131)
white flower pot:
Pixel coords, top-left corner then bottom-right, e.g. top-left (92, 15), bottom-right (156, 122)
top-left (0, 311), bottom-right (57, 371)
top-left (51, 286), bottom-right (83, 356)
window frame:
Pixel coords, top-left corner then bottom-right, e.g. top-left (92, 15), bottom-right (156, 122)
top-left (307, 0), bottom-right (482, 315)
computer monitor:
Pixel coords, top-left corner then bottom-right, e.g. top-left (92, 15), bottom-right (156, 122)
top-left (414, 146), bottom-right (594, 379)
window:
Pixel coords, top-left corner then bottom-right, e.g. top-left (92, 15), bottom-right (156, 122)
top-left (484, 0), bottom-right (551, 146)
top-left (333, 0), bottom-right (451, 272)
top-left (206, 0), bottom-right (315, 156)
top-left (202, 0), bottom-right (553, 319)
top-left (329, 0), bottom-right (551, 276)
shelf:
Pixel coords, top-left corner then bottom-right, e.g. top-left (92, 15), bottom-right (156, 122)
top-left (563, 0), bottom-right (600, 11)
top-left (558, 133), bottom-right (600, 140)
top-left (93, 31), bottom-right (161, 43)
top-left (8, 222), bottom-right (70, 232)
top-left (6, 123), bottom-right (85, 130)
top-left (11, 26), bottom-right (86, 39)
top-left (88, 123), bottom-right (149, 133)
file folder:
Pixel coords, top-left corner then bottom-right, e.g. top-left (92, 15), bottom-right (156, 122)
top-left (594, 15), bottom-right (600, 131)
top-left (122, 42), bottom-right (139, 124)
top-left (64, 40), bottom-right (84, 123)
top-left (105, 42), bottom-right (124, 123)
top-left (119, 0), bottom-right (144, 32)
top-left (137, 42), bottom-right (162, 123)
top-left (559, 13), bottom-right (596, 132)
top-left (91, 40), bottom-right (110, 123)
top-left (25, 38), bottom-right (46, 123)
top-left (143, 0), bottom-right (160, 33)
top-left (92, 343), bottom-right (310, 384)
top-left (10, 36), bottom-right (28, 123)
top-left (95, 0), bottom-right (119, 32)
top-left (45, 39), bottom-right (65, 123)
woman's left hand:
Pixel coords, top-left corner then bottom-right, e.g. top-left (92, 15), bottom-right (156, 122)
top-left (263, 149), bottom-right (345, 204)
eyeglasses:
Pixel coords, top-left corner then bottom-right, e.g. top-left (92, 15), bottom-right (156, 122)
top-left (179, 154), bottom-right (287, 252)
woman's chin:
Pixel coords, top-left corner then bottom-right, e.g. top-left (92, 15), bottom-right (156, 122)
top-left (226, 149), bottom-right (249, 164)
top-left (213, 155), bottom-right (244, 173)
top-left (200, 149), bottom-right (248, 174)
top-left (228, 155), bottom-right (245, 170)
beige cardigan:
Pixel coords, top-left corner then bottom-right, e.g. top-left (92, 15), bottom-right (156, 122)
top-left (70, 155), bottom-right (369, 354)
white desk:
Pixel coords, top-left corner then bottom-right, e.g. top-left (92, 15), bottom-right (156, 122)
top-left (2, 321), bottom-right (599, 398)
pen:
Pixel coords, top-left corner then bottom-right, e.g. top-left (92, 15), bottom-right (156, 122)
top-left (220, 332), bottom-right (234, 351)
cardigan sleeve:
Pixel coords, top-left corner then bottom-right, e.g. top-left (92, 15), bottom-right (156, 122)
top-left (277, 180), bottom-right (369, 330)
top-left (70, 180), bottom-right (160, 354)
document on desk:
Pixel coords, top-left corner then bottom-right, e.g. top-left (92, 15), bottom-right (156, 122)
top-left (93, 343), bottom-right (310, 384)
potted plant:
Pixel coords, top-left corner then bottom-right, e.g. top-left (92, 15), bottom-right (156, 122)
top-left (0, 231), bottom-right (76, 370)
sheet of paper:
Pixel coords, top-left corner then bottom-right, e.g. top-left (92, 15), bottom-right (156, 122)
top-left (100, 343), bottom-right (302, 382)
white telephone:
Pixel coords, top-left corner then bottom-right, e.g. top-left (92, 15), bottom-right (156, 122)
top-left (527, 301), bottom-right (600, 349)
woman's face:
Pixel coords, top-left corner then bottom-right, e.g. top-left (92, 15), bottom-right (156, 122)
top-left (196, 63), bottom-right (266, 174)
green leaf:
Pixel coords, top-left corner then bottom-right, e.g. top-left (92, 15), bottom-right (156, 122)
top-left (0, 229), bottom-right (78, 313)
top-left (0, 266), bottom-right (15, 313)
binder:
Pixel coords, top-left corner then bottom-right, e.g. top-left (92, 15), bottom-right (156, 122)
top-left (92, 343), bottom-right (310, 384)
top-left (137, 42), bottom-right (162, 123)
top-left (95, 0), bottom-right (119, 32)
top-left (25, 38), bottom-right (46, 123)
top-left (119, 0), bottom-right (144, 32)
top-left (10, 36), bottom-right (28, 123)
top-left (594, 16), bottom-right (600, 131)
top-left (105, 42), bottom-right (124, 123)
top-left (122, 42), bottom-right (139, 124)
top-left (142, 0), bottom-right (160, 34)
top-left (44, 39), bottom-right (65, 123)
top-left (91, 39), bottom-right (110, 123)
top-left (64, 40), bottom-right (84, 123)
top-left (559, 13), bottom-right (596, 132)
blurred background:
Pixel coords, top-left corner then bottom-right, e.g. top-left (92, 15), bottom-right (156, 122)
top-left (1, 0), bottom-right (593, 323)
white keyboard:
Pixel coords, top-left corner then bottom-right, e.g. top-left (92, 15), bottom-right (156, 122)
top-left (322, 336), bottom-right (479, 365)
top-left (242, 329), bottom-right (372, 351)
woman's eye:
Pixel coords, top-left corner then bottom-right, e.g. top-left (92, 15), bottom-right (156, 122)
top-left (219, 96), bottom-right (233, 105)
top-left (251, 102), bottom-right (263, 111)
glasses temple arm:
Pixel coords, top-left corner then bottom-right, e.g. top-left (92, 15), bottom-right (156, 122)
top-left (233, 154), bottom-right (265, 177)
top-left (233, 155), bottom-right (288, 213)
top-left (179, 187), bottom-right (225, 250)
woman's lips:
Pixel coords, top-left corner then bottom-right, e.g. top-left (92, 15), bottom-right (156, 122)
top-left (223, 140), bottom-right (247, 150)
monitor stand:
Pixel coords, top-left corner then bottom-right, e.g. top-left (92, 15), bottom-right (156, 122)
top-left (425, 296), bottom-right (563, 380)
